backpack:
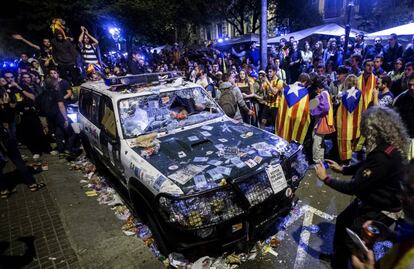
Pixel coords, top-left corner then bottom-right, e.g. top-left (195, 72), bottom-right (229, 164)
top-left (218, 87), bottom-right (237, 118)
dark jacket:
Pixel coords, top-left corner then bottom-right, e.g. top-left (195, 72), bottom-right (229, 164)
top-left (325, 144), bottom-right (405, 211)
top-left (394, 90), bottom-right (414, 138)
top-left (383, 43), bottom-right (404, 70)
top-left (51, 38), bottom-right (78, 66)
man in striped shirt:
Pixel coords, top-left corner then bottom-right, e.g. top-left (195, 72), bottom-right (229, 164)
top-left (259, 67), bottom-right (283, 131)
top-left (78, 26), bottom-right (99, 67)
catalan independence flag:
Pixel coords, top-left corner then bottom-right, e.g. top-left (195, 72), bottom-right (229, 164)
top-left (276, 82), bottom-right (310, 144)
top-left (358, 73), bottom-right (376, 110)
top-left (336, 87), bottom-right (363, 161)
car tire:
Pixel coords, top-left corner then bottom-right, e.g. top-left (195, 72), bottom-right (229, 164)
top-left (80, 133), bottom-right (95, 160)
top-left (129, 189), bottom-right (170, 256)
top-left (80, 133), bottom-right (106, 171)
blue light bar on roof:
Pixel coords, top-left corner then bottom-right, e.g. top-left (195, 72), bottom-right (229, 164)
top-left (104, 72), bottom-right (182, 87)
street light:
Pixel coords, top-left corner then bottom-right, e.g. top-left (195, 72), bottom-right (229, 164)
top-left (343, 0), bottom-right (355, 63)
top-left (108, 27), bottom-right (121, 51)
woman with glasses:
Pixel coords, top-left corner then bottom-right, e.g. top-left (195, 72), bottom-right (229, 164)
top-left (315, 106), bottom-right (409, 269)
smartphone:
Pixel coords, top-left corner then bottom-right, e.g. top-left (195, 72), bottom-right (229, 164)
top-left (323, 161), bottom-right (329, 169)
top-left (346, 228), bottom-right (369, 260)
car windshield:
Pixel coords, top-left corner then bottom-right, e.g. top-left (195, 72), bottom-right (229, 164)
top-left (118, 87), bottom-right (223, 139)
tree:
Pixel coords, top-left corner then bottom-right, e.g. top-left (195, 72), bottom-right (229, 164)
top-left (271, 0), bottom-right (323, 32)
top-left (356, 0), bottom-right (414, 32)
top-left (202, 0), bottom-right (262, 35)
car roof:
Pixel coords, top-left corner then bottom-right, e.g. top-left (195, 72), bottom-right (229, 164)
top-left (81, 73), bottom-right (202, 102)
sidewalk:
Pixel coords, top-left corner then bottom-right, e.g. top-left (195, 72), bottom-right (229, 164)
top-left (0, 153), bottom-right (164, 269)
top-left (0, 175), bottom-right (80, 269)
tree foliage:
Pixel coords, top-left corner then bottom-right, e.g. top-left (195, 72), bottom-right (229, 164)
top-left (1, 0), bottom-right (323, 57)
top-left (272, 0), bottom-right (323, 31)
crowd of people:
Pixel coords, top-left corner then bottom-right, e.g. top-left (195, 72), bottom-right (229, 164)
top-left (1, 21), bottom-right (414, 268)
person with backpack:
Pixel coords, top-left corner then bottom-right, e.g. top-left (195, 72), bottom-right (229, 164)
top-left (218, 73), bottom-right (254, 121)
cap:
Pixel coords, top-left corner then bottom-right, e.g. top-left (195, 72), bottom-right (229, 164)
top-left (219, 82), bottom-right (233, 90)
top-left (248, 70), bottom-right (258, 78)
top-left (258, 70), bottom-right (266, 75)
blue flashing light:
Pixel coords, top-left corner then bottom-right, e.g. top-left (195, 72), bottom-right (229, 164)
top-left (218, 38), bottom-right (224, 43)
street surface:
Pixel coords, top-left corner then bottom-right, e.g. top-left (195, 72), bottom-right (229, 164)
top-left (0, 152), bottom-right (351, 269)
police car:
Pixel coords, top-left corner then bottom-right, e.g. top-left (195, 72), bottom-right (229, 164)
top-left (78, 72), bottom-right (308, 256)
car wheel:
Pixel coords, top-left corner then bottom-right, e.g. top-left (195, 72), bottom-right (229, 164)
top-left (129, 189), bottom-right (170, 256)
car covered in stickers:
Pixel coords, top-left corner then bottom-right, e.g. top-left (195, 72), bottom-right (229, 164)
top-left (78, 72), bottom-right (308, 256)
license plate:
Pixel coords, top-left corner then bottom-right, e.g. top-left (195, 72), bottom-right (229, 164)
top-left (265, 164), bottom-right (287, 194)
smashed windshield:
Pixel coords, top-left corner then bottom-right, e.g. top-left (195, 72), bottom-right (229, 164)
top-left (118, 87), bottom-right (223, 139)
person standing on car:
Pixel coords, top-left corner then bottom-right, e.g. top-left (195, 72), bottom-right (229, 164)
top-left (315, 106), bottom-right (409, 269)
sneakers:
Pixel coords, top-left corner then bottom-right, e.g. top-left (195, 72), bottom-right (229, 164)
top-left (32, 154), bottom-right (40, 160)
top-left (49, 150), bottom-right (58, 156)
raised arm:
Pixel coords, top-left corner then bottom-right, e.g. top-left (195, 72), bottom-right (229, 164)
top-left (78, 26), bottom-right (86, 46)
top-left (12, 34), bottom-right (40, 50)
top-left (86, 32), bottom-right (99, 46)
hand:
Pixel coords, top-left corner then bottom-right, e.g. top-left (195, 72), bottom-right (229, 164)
top-left (325, 159), bottom-right (343, 172)
top-left (351, 250), bottom-right (375, 269)
top-left (10, 82), bottom-right (19, 88)
top-left (80, 26), bottom-right (86, 32)
top-left (315, 161), bottom-right (328, 181)
top-left (12, 34), bottom-right (22, 40)
top-left (2, 93), bottom-right (10, 104)
top-left (247, 110), bottom-right (255, 117)
top-left (374, 88), bottom-right (379, 97)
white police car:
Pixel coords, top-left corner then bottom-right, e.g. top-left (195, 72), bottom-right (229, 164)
top-left (78, 72), bottom-right (308, 256)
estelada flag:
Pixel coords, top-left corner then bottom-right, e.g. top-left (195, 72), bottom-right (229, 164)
top-left (276, 82), bottom-right (310, 144)
top-left (336, 87), bottom-right (363, 142)
top-left (358, 73), bottom-right (376, 110)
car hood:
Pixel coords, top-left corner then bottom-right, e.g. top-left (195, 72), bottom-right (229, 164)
top-left (132, 120), bottom-right (295, 195)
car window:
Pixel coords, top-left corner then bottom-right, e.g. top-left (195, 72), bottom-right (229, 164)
top-left (79, 89), bottom-right (100, 125)
top-left (100, 97), bottom-right (117, 139)
top-left (118, 87), bottom-right (222, 139)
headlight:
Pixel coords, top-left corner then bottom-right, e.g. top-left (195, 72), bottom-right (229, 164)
top-left (158, 187), bottom-right (244, 229)
top-left (236, 170), bottom-right (274, 206)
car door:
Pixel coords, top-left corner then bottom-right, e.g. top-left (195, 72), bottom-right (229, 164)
top-left (79, 89), bottom-right (102, 154)
top-left (98, 95), bottom-right (125, 181)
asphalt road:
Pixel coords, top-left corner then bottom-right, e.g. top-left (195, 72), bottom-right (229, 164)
top-left (241, 169), bottom-right (351, 269)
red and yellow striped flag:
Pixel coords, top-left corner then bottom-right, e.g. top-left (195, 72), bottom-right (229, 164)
top-left (358, 73), bottom-right (376, 110)
top-left (276, 82), bottom-right (310, 144)
top-left (336, 87), bottom-right (364, 160)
